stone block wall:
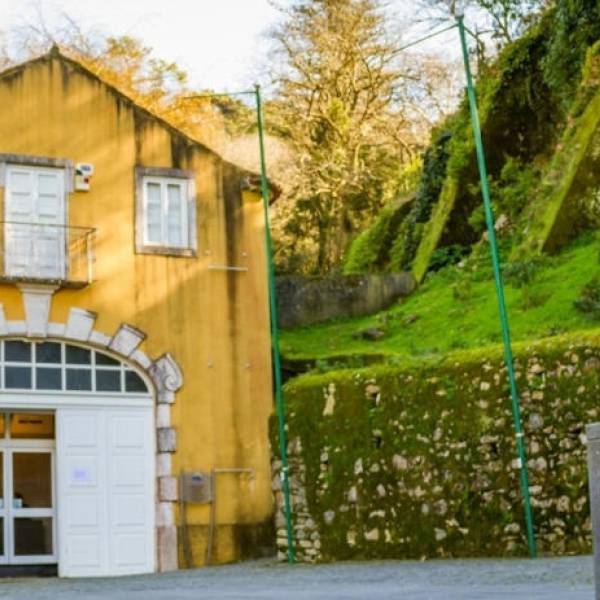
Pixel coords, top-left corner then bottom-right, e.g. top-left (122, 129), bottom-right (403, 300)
top-left (276, 273), bottom-right (415, 329)
top-left (271, 331), bottom-right (600, 561)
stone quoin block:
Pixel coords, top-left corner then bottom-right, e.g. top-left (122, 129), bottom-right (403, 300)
top-left (157, 427), bottom-right (177, 453)
top-left (156, 404), bottom-right (171, 428)
top-left (157, 525), bottom-right (178, 572)
top-left (89, 330), bottom-right (111, 348)
top-left (19, 284), bottom-right (58, 338)
top-left (156, 501), bottom-right (174, 527)
top-left (109, 323), bottom-right (146, 357)
top-left (158, 476), bottom-right (178, 502)
top-left (64, 307), bottom-right (97, 341)
top-left (156, 453), bottom-right (172, 477)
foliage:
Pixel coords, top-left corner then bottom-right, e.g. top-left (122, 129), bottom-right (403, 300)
top-left (342, 200), bottom-right (412, 275)
top-left (428, 244), bottom-right (471, 272)
top-left (468, 159), bottom-right (538, 235)
top-left (542, 0), bottom-right (600, 111)
top-left (421, 0), bottom-right (547, 54)
top-left (342, 156), bottom-right (423, 275)
top-left (515, 85), bottom-right (600, 256)
top-left (498, 159), bottom-right (537, 214)
top-left (406, 2), bottom-right (600, 280)
top-left (389, 130), bottom-right (453, 270)
top-left (475, 0), bottom-right (547, 44)
top-left (570, 39), bottom-right (600, 117)
top-left (502, 256), bottom-right (548, 287)
top-left (268, 0), bottom-right (459, 274)
top-left (269, 0), bottom-right (412, 273)
top-left (452, 278), bottom-right (474, 301)
top-left (574, 275), bottom-right (600, 320)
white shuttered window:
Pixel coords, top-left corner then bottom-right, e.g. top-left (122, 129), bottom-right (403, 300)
top-left (142, 177), bottom-right (189, 248)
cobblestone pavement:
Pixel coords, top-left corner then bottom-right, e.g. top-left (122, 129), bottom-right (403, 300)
top-left (0, 556), bottom-right (593, 599)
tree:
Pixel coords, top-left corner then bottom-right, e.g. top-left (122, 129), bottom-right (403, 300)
top-left (1, 16), bottom-right (237, 154)
top-left (421, 0), bottom-right (549, 49)
top-left (479, 0), bottom-right (549, 43)
top-left (269, 0), bottom-right (450, 274)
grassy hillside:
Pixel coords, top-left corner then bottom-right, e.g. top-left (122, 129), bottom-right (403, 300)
top-left (283, 5), bottom-right (600, 369)
top-left (274, 327), bottom-right (600, 561)
top-left (281, 233), bottom-right (600, 362)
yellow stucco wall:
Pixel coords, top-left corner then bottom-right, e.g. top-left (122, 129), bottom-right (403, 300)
top-left (0, 53), bottom-right (274, 565)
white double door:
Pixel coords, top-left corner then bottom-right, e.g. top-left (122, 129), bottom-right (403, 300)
top-left (4, 165), bottom-right (66, 279)
top-left (0, 405), bottom-right (155, 577)
top-left (56, 407), bottom-right (155, 577)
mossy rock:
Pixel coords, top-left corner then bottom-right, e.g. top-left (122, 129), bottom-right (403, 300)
top-left (343, 197), bottom-right (413, 275)
top-left (516, 87), bottom-right (600, 257)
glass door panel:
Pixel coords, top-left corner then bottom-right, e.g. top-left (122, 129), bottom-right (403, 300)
top-left (12, 453), bottom-right (52, 508)
top-left (14, 518), bottom-right (53, 556)
top-left (9, 450), bottom-right (55, 563)
top-left (10, 414), bottom-right (54, 440)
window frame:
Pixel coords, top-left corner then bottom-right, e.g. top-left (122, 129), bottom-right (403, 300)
top-left (0, 340), bottom-right (150, 396)
top-left (142, 176), bottom-right (188, 248)
top-left (135, 166), bottom-right (197, 257)
top-left (0, 155), bottom-right (73, 282)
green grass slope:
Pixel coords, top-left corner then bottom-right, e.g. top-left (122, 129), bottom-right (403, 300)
top-left (281, 233), bottom-right (600, 363)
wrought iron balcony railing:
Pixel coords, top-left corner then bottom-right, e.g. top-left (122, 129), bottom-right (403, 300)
top-left (0, 222), bottom-right (95, 287)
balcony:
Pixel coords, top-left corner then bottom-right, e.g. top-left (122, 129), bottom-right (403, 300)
top-left (0, 222), bottom-right (95, 288)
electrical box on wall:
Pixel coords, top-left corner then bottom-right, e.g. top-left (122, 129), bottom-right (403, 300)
top-left (75, 163), bottom-right (94, 191)
top-left (180, 471), bottom-right (212, 503)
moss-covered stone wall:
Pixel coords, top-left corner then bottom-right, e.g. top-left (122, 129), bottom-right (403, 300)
top-left (271, 330), bottom-right (600, 562)
top-left (516, 52), bottom-right (600, 257)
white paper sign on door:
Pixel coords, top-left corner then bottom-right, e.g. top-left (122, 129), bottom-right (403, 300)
top-left (70, 466), bottom-right (92, 485)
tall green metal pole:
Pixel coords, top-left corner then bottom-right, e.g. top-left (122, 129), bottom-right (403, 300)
top-left (254, 84), bottom-right (295, 563)
top-left (456, 16), bottom-right (537, 558)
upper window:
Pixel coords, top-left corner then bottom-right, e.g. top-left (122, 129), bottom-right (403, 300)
top-left (143, 177), bottom-right (188, 248)
top-left (135, 168), bottom-right (197, 257)
top-left (4, 165), bottom-right (67, 280)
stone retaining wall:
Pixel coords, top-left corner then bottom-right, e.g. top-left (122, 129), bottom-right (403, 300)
top-left (276, 273), bottom-right (415, 329)
top-left (271, 331), bottom-right (600, 561)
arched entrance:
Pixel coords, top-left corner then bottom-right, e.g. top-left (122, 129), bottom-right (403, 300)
top-left (0, 339), bottom-right (155, 576)
top-left (0, 303), bottom-right (184, 577)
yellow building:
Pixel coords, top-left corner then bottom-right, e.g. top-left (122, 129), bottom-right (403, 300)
top-left (0, 47), bottom-right (275, 576)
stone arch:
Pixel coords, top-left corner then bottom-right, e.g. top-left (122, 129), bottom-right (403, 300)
top-left (0, 300), bottom-right (183, 572)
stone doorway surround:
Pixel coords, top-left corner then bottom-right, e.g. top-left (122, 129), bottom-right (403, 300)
top-left (0, 285), bottom-right (183, 572)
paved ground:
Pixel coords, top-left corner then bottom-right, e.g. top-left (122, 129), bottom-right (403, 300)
top-left (0, 556), bottom-right (594, 599)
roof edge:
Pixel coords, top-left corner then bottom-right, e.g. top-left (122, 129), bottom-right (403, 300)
top-left (0, 46), bottom-right (281, 200)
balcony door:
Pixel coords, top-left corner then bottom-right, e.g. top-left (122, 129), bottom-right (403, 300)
top-left (4, 166), bottom-right (66, 280)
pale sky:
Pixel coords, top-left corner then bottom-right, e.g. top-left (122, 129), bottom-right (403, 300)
top-left (0, 0), bottom-right (459, 92)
